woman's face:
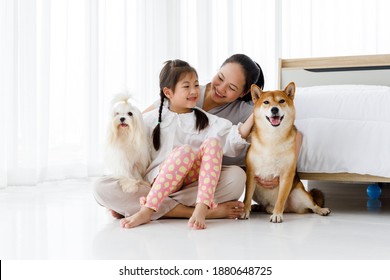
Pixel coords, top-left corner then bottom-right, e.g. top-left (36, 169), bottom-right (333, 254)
top-left (210, 62), bottom-right (246, 105)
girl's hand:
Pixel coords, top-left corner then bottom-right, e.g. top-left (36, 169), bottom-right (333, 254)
top-left (255, 176), bottom-right (279, 189)
top-left (239, 113), bottom-right (254, 139)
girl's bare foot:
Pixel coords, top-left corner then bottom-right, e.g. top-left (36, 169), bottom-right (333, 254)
top-left (207, 201), bottom-right (244, 219)
top-left (120, 207), bottom-right (154, 229)
top-left (109, 209), bottom-right (124, 219)
top-left (188, 203), bottom-right (208, 229)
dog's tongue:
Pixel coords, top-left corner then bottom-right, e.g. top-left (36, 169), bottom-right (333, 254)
top-left (270, 116), bottom-right (281, 126)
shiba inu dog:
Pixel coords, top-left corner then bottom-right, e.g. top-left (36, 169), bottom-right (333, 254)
top-left (241, 82), bottom-right (331, 223)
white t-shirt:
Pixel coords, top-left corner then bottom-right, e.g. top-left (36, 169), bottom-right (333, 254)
top-left (142, 107), bottom-right (248, 183)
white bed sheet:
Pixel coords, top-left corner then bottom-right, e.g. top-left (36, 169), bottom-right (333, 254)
top-left (294, 85), bottom-right (390, 178)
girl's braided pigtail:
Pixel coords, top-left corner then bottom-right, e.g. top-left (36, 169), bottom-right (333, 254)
top-left (152, 92), bottom-right (164, 150)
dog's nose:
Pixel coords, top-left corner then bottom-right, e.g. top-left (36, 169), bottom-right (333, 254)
top-left (120, 117), bottom-right (126, 123)
top-left (271, 107), bottom-right (279, 115)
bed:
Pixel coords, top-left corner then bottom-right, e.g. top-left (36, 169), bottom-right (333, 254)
top-left (278, 54), bottom-right (390, 184)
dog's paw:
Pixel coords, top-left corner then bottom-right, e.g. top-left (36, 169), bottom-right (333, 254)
top-left (119, 178), bottom-right (139, 193)
top-left (270, 213), bottom-right (283, 223)
top-left (240, 210), bottom-right (251, 220)
top-left (314, 207), bottom-right (331, 216)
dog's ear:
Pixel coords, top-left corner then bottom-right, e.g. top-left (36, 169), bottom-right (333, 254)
top-left (284, 82), bottom-right (296, 100)
top-left (251, 84), bottom-right (262, 103)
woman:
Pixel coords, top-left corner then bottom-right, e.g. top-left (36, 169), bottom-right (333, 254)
top-left (93, 54), bottom-right (301, 220)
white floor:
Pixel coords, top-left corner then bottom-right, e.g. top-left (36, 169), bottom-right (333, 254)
top-left (0, 178), bottom-right (389, 260)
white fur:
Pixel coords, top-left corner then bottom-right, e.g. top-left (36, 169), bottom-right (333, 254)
top-left (105, 93), bottom-right (151, 193)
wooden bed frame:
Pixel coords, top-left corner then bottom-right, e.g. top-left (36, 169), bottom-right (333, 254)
top-left (279, 54), bottom-right (390, 183)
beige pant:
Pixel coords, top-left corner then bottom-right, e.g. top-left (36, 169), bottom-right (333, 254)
top-left (92, 165), bottom-right (246, 220)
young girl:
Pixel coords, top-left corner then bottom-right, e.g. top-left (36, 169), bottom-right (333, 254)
top-left (120, 59), bottom-right (254, 230)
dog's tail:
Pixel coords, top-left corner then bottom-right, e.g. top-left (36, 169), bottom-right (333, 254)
top-left (110, 92), bottom-right (132, 107)
top-left (309, 188), bottom-right (325, 207)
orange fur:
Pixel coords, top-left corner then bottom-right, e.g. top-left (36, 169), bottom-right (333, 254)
top-left (241, 82), bottom-right (331, 222)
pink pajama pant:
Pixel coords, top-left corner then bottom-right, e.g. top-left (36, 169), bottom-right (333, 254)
top-left (141, 138), bottom-right (223, 211)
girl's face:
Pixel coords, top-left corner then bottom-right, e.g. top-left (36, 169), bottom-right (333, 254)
top-left (164, 72), bottom-right (200, 114)
top-left (210, 62), bottom-right (246, 105)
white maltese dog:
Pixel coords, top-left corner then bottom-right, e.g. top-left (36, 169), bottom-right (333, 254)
top-left (105, 93), bottom-right (151, 193)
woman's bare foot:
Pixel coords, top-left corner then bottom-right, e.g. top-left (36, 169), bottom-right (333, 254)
top-left (207, 201), bottom-right (244, 219)
top-left (109, 209), bottom-right (124, 219)
top-left (162, 201), bottom-right (244, 220)
top-left (188, 203), bottom-right (208, 230)
top-left (120, 207), bottom-right (154, 229)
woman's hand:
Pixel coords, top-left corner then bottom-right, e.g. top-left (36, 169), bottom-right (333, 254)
top-left (255, 176), bottom-right (279, 189)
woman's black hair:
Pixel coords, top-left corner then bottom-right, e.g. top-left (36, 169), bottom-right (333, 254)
top-left (221, 54), bottom-right (265, 102)
top-left (152, 59), bottom-right (209, 150)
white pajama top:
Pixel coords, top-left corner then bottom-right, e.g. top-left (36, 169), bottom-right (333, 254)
top-left (152, 84), bottom-right (254, 166)
top-left (142, 107), bottom-right (249, 184)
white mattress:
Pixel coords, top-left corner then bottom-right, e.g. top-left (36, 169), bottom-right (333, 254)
top-left (294, 85), bottom-right (390, 178)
